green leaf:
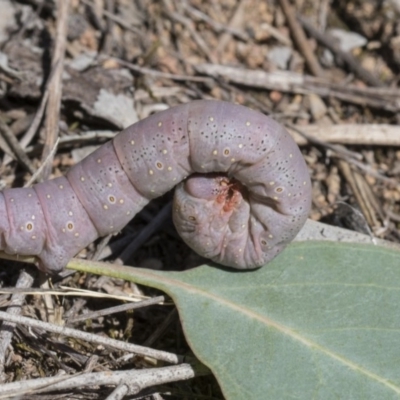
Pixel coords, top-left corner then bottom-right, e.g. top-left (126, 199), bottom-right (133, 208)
top-left (71, 241), bottom-right (400, 400)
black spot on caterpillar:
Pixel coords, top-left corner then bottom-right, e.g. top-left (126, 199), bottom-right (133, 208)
top-left (0, 100), bottom-right (311, 272)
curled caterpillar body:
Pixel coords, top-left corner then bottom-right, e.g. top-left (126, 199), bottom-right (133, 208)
top-left (0, 100), bottom-right (311, 272)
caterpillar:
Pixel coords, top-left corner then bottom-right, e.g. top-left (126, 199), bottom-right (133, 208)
top-left (0, 100), bottom-right (311, 273)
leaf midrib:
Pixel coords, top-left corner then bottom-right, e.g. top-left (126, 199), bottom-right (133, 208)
top-left (130, 267), bottom-right (400, 394)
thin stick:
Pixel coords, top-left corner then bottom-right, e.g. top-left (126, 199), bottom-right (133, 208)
top-left (0, 119), bottom-right (36, 174)
top-left (279, 0), bottom-right (324, 77)
top-left (25, 138), bottom-right (59, 187)
top-left (286, 122), bottom-right (362, 160)
top-left (3, 61), bottom-right (60, 167)
top-left (67, 296), bottom-right (165, 324)
top-left (40, 0), bottom-right (69, 180)
top-left (0, 364), bottom-right (198, 398)
top-left (288, 124), bottom-right (400, 147)
top-left (0, 311), bottom-right (181, 364)
top-left (194, 64), bottom-right (399, 112)
top-left (113, 58), bottom-right (213, 83)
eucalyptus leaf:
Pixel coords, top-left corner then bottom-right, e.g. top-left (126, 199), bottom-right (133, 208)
top-left (71, 241), bottom-right (400, 399)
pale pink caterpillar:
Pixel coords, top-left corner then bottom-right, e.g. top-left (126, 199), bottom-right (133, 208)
top-left (0, 100), bottom-right (311, 272)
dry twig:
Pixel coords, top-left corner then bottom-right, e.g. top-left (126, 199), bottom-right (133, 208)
top-left (0, 310), bottom-right (181, 364)
top-left (40, 0), bottom-right (69, 180)
top-left (67, 295), bottom-right (165, 324)
top-left (279, 0), bottom-right (324, 77)
top-left (0, 119), bottom-right (36, 174)
top-left (194, 64), bottom-right (400, 112)
top-left (289, 124), bottom-right (400, 146)
top-left (0, 364), bottom-right (199, 398)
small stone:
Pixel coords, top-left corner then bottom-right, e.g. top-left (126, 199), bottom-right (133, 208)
top-left (72, 146), bottom-right (99, 164)
top-left (323, 28), bottom-right (367, 66)
top-left (267, 46), bottom-right (292, 69)
top-left (93, 89), bottom-right (138, 129)
top-left (328, 29), bottom-right (367, 52)
top-left (68, 51), bottom-right (97, 71)
top-left (269, 91), bottom-right (283, 103)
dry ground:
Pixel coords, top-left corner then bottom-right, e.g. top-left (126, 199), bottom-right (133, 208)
top-left (0, 0), bottom-right (399, 398)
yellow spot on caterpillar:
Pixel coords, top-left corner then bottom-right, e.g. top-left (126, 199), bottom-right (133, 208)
top-left (31, 215), bottom-right (35, 220)
top-left (167, 166), bottom-right (172, 171)
top-left (273, 196), bottom-right (278, 200)
top-left (246, 121), bottom-right (251, 126)
top-left (238, 144), bottom-right (243, 149)
top-left (126, 211), bottom-right (131, 215)
top-left (31, 235), bottom-right (36, 240)
top-left (46, 194), bottom-right (51, 199)
top-left (10, 198), bottom-right (14, 202)
top-left (74, 233), bottom-right (79, 237)
top-left (209, 116), bottom-right (214, 122)
top-left (81, 177), bottom-right (85, 182)
top-left (158, 122), bottom-right (162, 127)
top-left (303, 181), bottom-right (307, 185)
top-left (28, 193), bottom-right (32, 197)
top-left (97, 158), bottom-right (102, 163)
top-left (268, 234), bottom-right (273, 239)
top-left (212, 150), bottom-right (218, 156)
top-left (62, 228), bottom-right (66, 233)
top-left (68, 211), bottom-right (73, 216)
top-left (59, 184), bottom-right (64, 189)
top-left (289, 154), bottom-right (293, 158)
top-left (109, 226), bottom-right (114, 229)
top-left (288, 193), bottom-right (292, 197)
top-left (173, 177), bottom-right (177, 182)
top-left (269, 181), bottom-right (275, 185)
top-left (130, 140), bottom-right (135, 145)
top-left (149, 169), bottom-right (154, 175)
top-left (231, 158), bottom-right (235, 162)
top-left (103, 204), bottom-right (109, 210)
top-left (119, 199), bottom-right (124, 204)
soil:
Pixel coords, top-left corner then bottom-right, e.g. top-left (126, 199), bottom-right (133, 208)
top-left (0, 0), bottom-right (399, 398)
